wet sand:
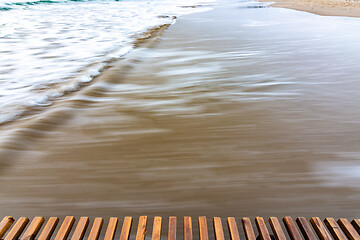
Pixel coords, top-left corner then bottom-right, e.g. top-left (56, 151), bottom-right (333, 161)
top-left (1, 0), bottom-right (360, 223)
top-left (260, 0), bottom-right (360, 17)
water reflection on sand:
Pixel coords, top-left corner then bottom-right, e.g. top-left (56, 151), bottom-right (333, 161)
top-left (1, 0), bottom-right (360, 219)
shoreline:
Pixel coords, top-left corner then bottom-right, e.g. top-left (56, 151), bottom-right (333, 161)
top-left (259, 0), bottom-right (360, 17)
top-left (2, 0), bottom-right (360, 219)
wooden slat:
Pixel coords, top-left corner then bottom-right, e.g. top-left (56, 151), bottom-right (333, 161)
top-left (21, 217), bottom-right (45, 240)
top-left (3, 216), bottom-right (360, 240)
top-left (168, 217), bottom-right (176, 240)
top-left (87, 218), bottom-right (104, 240)
top-left (310, 217), bottom-right (333, 240)
top-left (296, 217), bottom-right (316, 240)
top-left (152, 217), bottom-right (162, 240)
top-left (70, 217), bottom-right (89, 240)
top-left (324, 218), bottom-right (346, 240)
top-left (227, 217), bottom-right (240, 240)
top-left (255, 217), bottom-right (271, 240)
top-left (38, 217), bottom-right (60, 240)
top-left (283, 217), bottom-right (303, 240)
top-left (198, 217), bottom-right (208, 240)
top-left (269, 217), bottom-right (286, 240)
top-left (351, 219), bottom-right (360, 234)
top-left (242, 218), bottom-right (256, 240)
top-left (0, 216), bottom-right (15, 239)
top-left (54, 217), bottom-right (75, 240)
top-left (119, 217), bottom-right (132, 240)
top-left (184, 217), bottom-right (192, 240)
top-left (4, 217), bottom-right (30, 240)
top-left (104, 218), bottom-right (118, 240)
top-left (337, 218), bottom-right (360, 240)
top-left (136, 216), bottom-right (147, 240)
top-left (213, 217), bottom-right (224, 240)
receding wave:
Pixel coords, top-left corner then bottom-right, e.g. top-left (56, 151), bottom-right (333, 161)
top-left (0, 0), bottom-right (215, 125)
top-left (0, 0), bottom-right (118, 9)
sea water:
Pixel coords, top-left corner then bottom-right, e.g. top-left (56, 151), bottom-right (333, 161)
top-left (0, 0), bottom-right (214, 125)
top-left (2, 0), bottom-right (360, 219)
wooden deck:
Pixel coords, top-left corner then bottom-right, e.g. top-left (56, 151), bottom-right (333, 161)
top-left (1, 216), bottom-right (360, 240)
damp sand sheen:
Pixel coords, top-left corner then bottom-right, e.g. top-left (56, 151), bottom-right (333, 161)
top-left (1, 0), bottom-right (360, 219)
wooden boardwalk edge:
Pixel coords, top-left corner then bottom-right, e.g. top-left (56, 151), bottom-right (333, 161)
top-left (1, 216), bottom-right (360, 240)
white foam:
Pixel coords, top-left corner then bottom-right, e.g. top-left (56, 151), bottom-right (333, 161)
top-left (0, 0), bottom-right (215, 125)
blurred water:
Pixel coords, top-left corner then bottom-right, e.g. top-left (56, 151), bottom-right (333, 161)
top-left (0, 0), bottom-right (213, 124)
top-left (1, 0), bottom-right (360, 219)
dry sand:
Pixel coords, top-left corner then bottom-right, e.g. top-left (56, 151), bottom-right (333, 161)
top-left (260, 0), bottom-right (360, 17)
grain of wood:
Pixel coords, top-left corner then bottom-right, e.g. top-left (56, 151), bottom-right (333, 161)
top-left (337, 218), bottom-right (360, 240)
top-left (38, 217), bottom-right (60, 240)
top-left (0, 216), bottom-right (15, 239)
top-left (213, 218), bottom-right (224, 240)
top-left (152, 217), bottom-right (162, 240)
top-left (283, 217), bottom-right (303, 240)
top-left (70, 217), bottom-right (89, 240)
top-left (54, 216), bottom-right (75, 240)
top-left (269, 217), bottom-right (286, 240)
top-left (4, 217), bottom-right (29, 240)
top-left (255, 217), bottom-right (271, 240)
top-left (21, 217), bottom-right (45, 240)
top-left (296, 217), bottom-right (316, 240)
top-left (351, 219), bottom-right (360, 234)
top-left (227, 217), bottom-right (240, 240)
top-left (184, 217), bottom-right (192, 240)
top-left (104, 218), bottom-right (118, 240)
top-left (136, 216), bottom-right (147, 240)
top-left (119, 217), bottom-right (132, 240)
top-left (198, 217), bottom-right (208, 240)
top-left (168, 217), bottom-right (176, 240)
top-left (87, 218), bottom-right (103, 240)
top-left (242, 218), bottom-right (256, 240)
top-left (324, 218), bottom-right (346, 240)
top-left (310, 217), bottom-right (333, 240)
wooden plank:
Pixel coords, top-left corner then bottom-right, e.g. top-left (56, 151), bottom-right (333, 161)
top-left (168, 217), bottom-right (176, 240)
top-left (351, 219), bottom-right (360, 234)
top-left (136, 216), bottom-right (147, 240)
top-left (269, 217), bottom-right (286, 240)
top-left (337, 218), bottom-right (360, 240)
top-left (324, 218), bottom-right (346, 240)
top-left (255, 217), bottom-right (271, 240)
top-left (104, 218), bottom-right (118, 240)
top-left (4, 217), bottom-right (30, 240)
top-left (38, 217), bottom-right (60, 240)
top-left (296, 217), bottom-right (317, 240)
top-left (183, 217), bottom-right (192, 240)
top-left (198, 217), bottom-right (208, 240)
top-left (0, 216), bottom-right (15, 239)
top-left (21, 217), bottom-right (45, 240)
top-left (152, 217), bottom-right (162, 240)
top-left (242, 218), bottom-right (256, 240)
top-left (283, 217), bottom-right (303, 240)
top-left (119, 217), bottom-right (132, 240)
top-left (87, 218), bottom-right (104, 240)
top-left (310, 217), bottom-right (333, 240)
top-left (213, 217), bottom-right (224, 240)
top-left (227, 217), bottom-right (240, 240)
top-left (70, 217), bottom-right (89, 240)
top-left (54, 216), bottom-right (75, 240)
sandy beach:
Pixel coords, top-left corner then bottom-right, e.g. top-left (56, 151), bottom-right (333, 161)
top-left (260, 0), bottom-right (360, 17)
top-left (1, 0), bottom-right (360, 228)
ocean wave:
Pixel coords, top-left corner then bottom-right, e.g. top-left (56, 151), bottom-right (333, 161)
top-left (0, 0), bottom-right (215, 125)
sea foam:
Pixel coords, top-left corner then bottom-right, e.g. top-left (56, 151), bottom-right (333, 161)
top-left (0, 0), bottom-right (215, 125)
